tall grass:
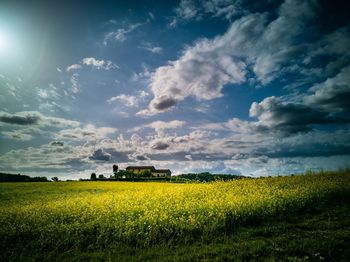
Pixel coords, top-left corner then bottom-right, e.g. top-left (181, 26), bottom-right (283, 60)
top-left (0, 170), bottom-right (349, 254)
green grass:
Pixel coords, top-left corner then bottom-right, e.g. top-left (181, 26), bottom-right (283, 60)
top-left (1, 170), bottom-right (349, 261)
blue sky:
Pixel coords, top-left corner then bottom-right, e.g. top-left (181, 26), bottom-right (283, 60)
top-left (0, 0), bottom-right (349, 179)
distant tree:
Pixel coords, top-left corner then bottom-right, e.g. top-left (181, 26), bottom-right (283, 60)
top-left (51, 177), bottom-right (59, 182)
top-left (117, 170), bottom-right (133, 179)
top-left (31, 176), bottom-right (48, 182)
top-left (90, 173), bottom-right (97, 180)
top-left (113, 164), bottom-right (118, 176)
top-left (98, 174), bottom-right (105, 179)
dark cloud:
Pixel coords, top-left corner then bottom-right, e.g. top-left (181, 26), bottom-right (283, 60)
top-left (51, 141), bottom-right (64, 146)
top-left (0, 111), bottom-right (80, 128)
top-left (305, 66), bottom-right (350, 112)
top-left (0, 111), bottom-right (40, 125)
top-left (309, 85), bottom-right (350, 111)
top-left (151, 141), bottom-right (170, 150)
top-left (105, 149), bottom-right (131, 162)
top-left (257, 141), bottom-right (350, 159)
top-left (250, 96), bottom-right (337, 135)
top-left (152, 96), bottom-right (178, 111)
top-left (89, 149), bottom-right (111, 161)
top-left (135, 155), bottom-right (149, 161)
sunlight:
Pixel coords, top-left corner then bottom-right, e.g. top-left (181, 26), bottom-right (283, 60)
top-left (0, 31), bottom-right (9, 51)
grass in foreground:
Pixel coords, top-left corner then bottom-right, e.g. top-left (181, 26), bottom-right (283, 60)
top-left (0, 170), bottom-right (349, 261)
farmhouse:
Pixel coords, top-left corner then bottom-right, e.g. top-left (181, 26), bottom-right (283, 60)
top-left (126, 166), bottom-right (171, 177)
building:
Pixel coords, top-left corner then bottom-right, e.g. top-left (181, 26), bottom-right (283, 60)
top-left (125, 166), bottom-right (171, 177)
top-left (151, 169), bottom-right (172, 177)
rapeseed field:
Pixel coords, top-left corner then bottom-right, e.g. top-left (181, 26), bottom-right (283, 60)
top-left (0, 171), bottom-right (349, 260)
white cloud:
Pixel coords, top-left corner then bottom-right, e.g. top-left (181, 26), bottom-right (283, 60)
top-left (140, 13), bottom-right (259, 115)
top-left (107, 94), bottom-right (139, 108)
top-left (70, 73), bottom-right (80, 94)
top-left (140, 43), bottom-right (163, 54)
top-left (108, 90), bottom-right (149, 108)
top-left (82, 57), bottom-right (119, 70)
top-left (57, 124), bottom-right (117, 141)
top-left (66, 64), bottom-right (82, 72)
top-left (104, 23), bottom-right (143, 44)
top-left (140, 0), bottom-right (326, 115)
top-left (2, 130), bottom-right (33, 141)
top-left (170, 0), bottom-right (240, 27)
top-left (132, 120), bottom-right (186, 132)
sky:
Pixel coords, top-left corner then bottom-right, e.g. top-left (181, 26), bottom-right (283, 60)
top-left (0, 0), bottom-right (349, 179)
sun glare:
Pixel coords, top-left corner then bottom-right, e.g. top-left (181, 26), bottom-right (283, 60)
top-left (0, 31), bottom-right (9, 51)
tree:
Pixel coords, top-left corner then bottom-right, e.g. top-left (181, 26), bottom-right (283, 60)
top-left (113, 164), bottom-right (118, 176)
top-left (90, 173), bottom-right (97, 180)
top-left (140, 170), bottom-right (152, 178)
top-left (51, 177), bottom-right (59, 182)
top-left (98, 174), bottom-right (105, 179)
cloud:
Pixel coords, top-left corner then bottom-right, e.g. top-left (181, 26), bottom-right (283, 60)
top-left (0, 142), bottom-right (87, 172)
top-left (140, 43), bottom-right (163, 54)
top-left (0, 111), bottom-right (40, 125)
top-left (107, 94), bottom-right (139, 107)
top-left (170, 0), bottom-right (240, 26)
top-left (66, 58), bottom-right (118, 74)
top-left (104, 23), bottom-right (143, 44)
top-left (70, 73), bottom-right (80, 94)
top-left (151, 141), bottom-right (170, 150)
top-left (2, 130), bottom-right (33, 141)
top-left (82, 57), bottom-right (119, 70)
top-left (133, 120), bottom-right (186, 132)
top-left (89, 148), bottom-right (111, 161)
top-left (66, 64), bottom-right (82, 72)
top-left (51, 141), bottom-right (64, 146)
top-left (0, 111), bottom-right (80, 128)
top-left (252, 0), bottom-right (319, 83)
top-left (141, 0), bottom-right (329, 115)
top-left (249, 96), bottom-right (336, 135)
top-left (304, 66), bottom-right (350, 112)
top-left (57, 124), bottom-right (117, 141)
top-left (108, 90), bottom-right (149, 108)
top-left (140, 13), bottom-right (265, 115)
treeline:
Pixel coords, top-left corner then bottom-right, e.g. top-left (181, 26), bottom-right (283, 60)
top-left (91, 170), bottom-right (158, 180)
top-left (173, 172), bottom-right (242, 182)
top-left (0, 173), bottom-right (48, 182)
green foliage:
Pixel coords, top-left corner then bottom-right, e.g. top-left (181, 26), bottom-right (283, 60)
top-left (174, 172), bottom-right (241, 182)
top-left (139, 170), bottom-right (153, 178)
top-left (0, 172), bottom-right (48, 182)
top-left (90, 173), bottom-right (97, 180)
top-left (0, 170), bottom-right (349, 261)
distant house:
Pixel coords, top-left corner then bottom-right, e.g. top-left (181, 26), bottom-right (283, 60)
top-left (126, 166), bottom-right (171, 177)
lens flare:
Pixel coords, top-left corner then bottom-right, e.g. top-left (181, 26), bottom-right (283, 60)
top-left (0, 31), bottom-right (9, 51)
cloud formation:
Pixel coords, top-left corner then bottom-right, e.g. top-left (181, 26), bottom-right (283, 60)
top-left (0, 111), bottom-right (80, 128)
top-left (170, 0), bottom-right (240, 27)
top-left (82, 57), bottom-right (119, 70)
top-left (305, 66), bottom-right (350, 112)
top-left (57, 124), bottom-right (117, 141)
top-left (249, 96), bottom-right (335, 135)
top-left (89, 148), bottom-right (111, 161)
top-left (67, 57), bottom-right (118, 72)
top-left (107, 94), bottom-right (139, 108)
top-left (141, 0), bottom-right (338, 115)
top-left (0, 111), bottom-right (40, 125)
top-left (104, 23), bottom-right (143, 44)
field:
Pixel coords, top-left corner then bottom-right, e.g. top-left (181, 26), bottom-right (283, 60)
top-left (1, 171), bottom-right (350, 261)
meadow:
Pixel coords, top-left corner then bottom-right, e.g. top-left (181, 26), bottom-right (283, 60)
top-left (1, 170), bottom-right (350, 261)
